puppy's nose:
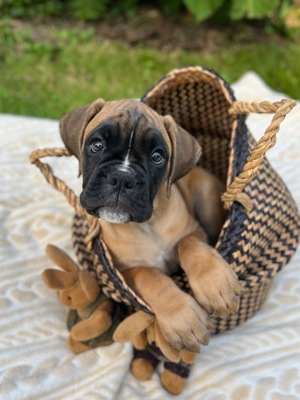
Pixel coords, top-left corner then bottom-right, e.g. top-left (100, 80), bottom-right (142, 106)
top-left (108, 171), bottom-right (135, 190)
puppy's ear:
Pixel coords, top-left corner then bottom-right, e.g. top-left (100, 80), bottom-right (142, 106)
top-left (59, 98), bottom-right (105, 161)
top-left (163, 115), bottom-right (202, 195)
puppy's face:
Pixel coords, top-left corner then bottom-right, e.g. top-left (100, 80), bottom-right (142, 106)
top-left (80, 103), bottom-right (169, 223)
top-left (60, 99), bottom-right (201, 224)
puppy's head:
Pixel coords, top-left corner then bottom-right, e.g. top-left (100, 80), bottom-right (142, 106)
top-left (60, 99), bottom-right (201, 223)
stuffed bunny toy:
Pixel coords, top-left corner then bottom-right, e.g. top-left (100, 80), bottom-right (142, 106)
top-left (42, 244), bottom-right (195, 393)
top-left (113, 310), bottom-right (197, 395)
top-left (42, 244), bottom-right (120, 354)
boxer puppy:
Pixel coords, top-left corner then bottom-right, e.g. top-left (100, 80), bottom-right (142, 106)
top-left (60, 99), bottom-right (241, 353)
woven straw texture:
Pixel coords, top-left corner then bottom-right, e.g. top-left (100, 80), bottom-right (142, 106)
top-left (30, 66), bottom-right (300, 335)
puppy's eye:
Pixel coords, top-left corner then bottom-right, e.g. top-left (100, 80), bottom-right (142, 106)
top-left (90, 138), bottom-right (104, 153)
top-left (150, 150), bottom-right (164, 165)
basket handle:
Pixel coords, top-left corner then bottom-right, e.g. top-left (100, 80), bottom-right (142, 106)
top-left (29, 147), bottom-right (100, 247)
top-left (221, 99), bottom-right (297, 210)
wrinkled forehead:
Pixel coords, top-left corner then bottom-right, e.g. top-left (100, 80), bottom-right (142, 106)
top-left (84, 100), bottom-right (166, 140)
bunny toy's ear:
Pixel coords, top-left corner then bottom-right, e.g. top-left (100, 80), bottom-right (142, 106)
top-left (113, 311), bottom-right (155, 343)
top-left (42, 269), bottom-right (77, 290)
top-left (45, 244), bottom-right (78, 273)
top-left (163, 115), bottom-right (202, 196)
top-left (78, 270), bottom-right (100, 303)
top-left (59, 98), bottom-right (105, 173)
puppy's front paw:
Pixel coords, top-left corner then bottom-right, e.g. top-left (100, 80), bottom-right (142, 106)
top-left (155, 293), bottom-right (210, 353)
top-left (191, 254), bottom-right (242, 318)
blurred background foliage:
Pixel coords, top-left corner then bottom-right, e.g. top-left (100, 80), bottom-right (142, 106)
top-left (0, 0), bottom-right (300, 118)
top-left (1, 0), bottom-right (295, 23)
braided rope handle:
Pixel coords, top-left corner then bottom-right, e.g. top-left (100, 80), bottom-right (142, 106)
top-left (29, 147), bottom-right (84, 215)
top-left (29, 148), bottom-right (101, 247)
top-left (221, 99), bottom-right (297, 210)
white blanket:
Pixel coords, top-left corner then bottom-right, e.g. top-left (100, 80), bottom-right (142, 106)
top-left (1, 72), bottom-right (300, 400)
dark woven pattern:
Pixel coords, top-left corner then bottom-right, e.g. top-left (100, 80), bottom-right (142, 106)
top-left (227, 135), bottom-right (300, 280)
top-left (71, 66), bottom-right (300, 334)
top-left (72, 214), bottom-right (94, 272)
top-left (142, 67), bottom-right (235, 184)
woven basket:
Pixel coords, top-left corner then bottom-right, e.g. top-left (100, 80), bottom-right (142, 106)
top-left (30, 66), bottom-right (300, 335)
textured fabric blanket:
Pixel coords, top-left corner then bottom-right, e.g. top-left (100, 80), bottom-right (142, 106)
top-left (1, 72), bottom-right (300, 400)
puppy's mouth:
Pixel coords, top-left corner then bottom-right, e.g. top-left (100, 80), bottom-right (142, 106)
top-left (97, 206), bottom-right (131, 224)
top-left (86, 205), bottom-right (131, 224)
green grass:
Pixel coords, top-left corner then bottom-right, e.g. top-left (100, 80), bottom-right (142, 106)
top-left (1, 25), bottom-right (300, 119)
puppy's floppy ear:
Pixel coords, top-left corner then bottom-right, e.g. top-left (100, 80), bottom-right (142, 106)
top-left (163, 115), bottom-right (202, 195)
top-left (59, 98), bottom-right (105, 161)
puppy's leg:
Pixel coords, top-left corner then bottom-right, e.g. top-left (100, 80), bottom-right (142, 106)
top-left (122, 267), bottom-right (210, 352)
top-left (177, 167), bottom-right (227, 244)
top-left (177, 232), bottom-right (241, 317)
